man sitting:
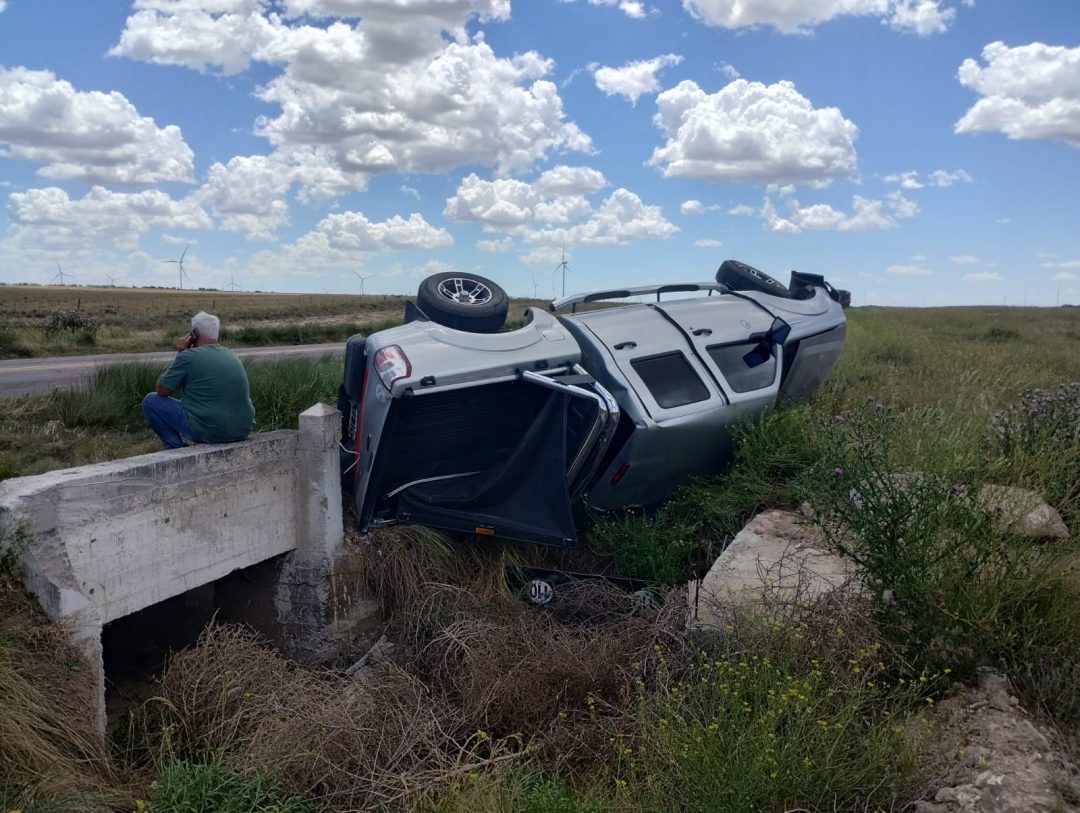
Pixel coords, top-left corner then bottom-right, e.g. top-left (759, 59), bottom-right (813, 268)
top-left (142, 311), bottom-right (255, 449)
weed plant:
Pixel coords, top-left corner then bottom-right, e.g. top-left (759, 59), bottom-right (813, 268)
top-left (0, 322), bottom-right (31, 356)
top-left (988, 382), bottom-right (1080, 529)
top-left (608, 645), bottom-right (922, 811)
top-left (148, 759), bottom-right (311, 813)
top-left (808, 404), bottom-right (1080, 723)
top-left (587, 405), bottom-right (826, 586)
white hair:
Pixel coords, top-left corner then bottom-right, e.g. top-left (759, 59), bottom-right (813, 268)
top-left (191, 311), bottom-right (220, 340)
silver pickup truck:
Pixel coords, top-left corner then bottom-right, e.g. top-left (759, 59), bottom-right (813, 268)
top-left (338, 260), bottom-right (847, 547)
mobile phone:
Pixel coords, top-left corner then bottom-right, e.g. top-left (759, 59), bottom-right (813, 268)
top-left (188, 328), bottom-right (198, 347)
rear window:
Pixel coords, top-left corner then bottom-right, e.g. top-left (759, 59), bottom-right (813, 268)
top-left (630, 352), bottom-right (709, 409)
top-left (707, 342), bottom-right (777, 393)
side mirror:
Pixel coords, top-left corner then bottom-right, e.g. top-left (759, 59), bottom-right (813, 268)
top-left (742, 317), bottom-right (791, 368)
top-left (403, 299), bottom-right (430, 324)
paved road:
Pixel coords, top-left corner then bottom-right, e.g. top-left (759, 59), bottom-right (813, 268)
top-left (0, 343), bottom-right (346, 397)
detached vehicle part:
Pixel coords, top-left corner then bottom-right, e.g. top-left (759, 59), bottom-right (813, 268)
top-left (338, 262), bottom-right (847, 547)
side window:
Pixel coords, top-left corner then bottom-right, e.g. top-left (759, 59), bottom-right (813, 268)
top-left (707, 342), bottom-right (777, 393)
top-left (630, 352), bottom-right (710, 409)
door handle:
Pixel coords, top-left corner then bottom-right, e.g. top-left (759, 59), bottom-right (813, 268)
top-left (614, 341), bottom-right (637, 350)
top-left (692, 328), bottom-right (712, 337)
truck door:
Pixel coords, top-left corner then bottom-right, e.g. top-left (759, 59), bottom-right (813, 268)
top-left (653, 296), bottom-right (783, 415)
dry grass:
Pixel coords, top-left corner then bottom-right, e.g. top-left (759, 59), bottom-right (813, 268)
top-left (0, 575), bottom-right (124, 811)
top-left (122, 527), bottom-right (688, 810)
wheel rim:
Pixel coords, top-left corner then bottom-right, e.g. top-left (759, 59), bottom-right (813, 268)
top-left (437, 277), bottom-right (493, 306)
top-left (747, 266), bottom-right (784, 290)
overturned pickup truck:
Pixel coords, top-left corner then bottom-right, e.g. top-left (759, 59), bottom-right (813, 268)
top-left (338, 261), bottom-right (847, 547)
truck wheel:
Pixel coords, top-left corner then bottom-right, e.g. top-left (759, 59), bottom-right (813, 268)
top-left (416, 272), bottom-right (509, 333)
top-left (716, 260), bottom-right (792, 298)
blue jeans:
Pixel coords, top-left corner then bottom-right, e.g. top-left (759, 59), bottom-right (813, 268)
top-left (142, 393), bottom-right (201, 449)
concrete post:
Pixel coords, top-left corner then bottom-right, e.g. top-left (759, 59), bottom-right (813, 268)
top-left (273, 403), bottom-right (346, 662)
top-left (298, 403), bottom-right (344, 564)
top-left (68, 620), bottom-right (106, 737)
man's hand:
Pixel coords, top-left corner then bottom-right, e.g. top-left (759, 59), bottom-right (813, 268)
top-left (175, 333), bottom-right (194, 351)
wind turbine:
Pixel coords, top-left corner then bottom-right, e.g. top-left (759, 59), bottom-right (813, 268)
top-left (553, 247), bottom-right (572, 298)
top-left (105, 273), bottom-right (125, 287)
top-left (160, 244), bottom-right (190, 289)
top-left (225, 271), bottom-right (241, 292)
top-left (51, 261), bottom-right (76, 286)
top-left (353, 270), bottom-right (374, 296)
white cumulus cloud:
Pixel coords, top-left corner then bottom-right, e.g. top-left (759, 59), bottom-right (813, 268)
top-left (534, 165), bottom-right (608, 196)
top-left (694, 238), bottom-right (723, 247)
top-left (0, 66), bottom-right (194, 184)
top-left (962, 271), bottom-right (1003, 282)
top-left (444, 174), bottom-right (591, 227)
top-left (593, 54), bottom-right (683, 105)
top-left (759, 190), bottom-right (916, 233)
top-left (682, 0), bottom-right (961, 35)
top-left (949, 255), bottom-right (980, 264)
top-left (525, 188), bottom-right (679, 247)
top-left (477, 236), bottom-right (514, 252)
top-left (887, 263), bottom-right (933, 276)
top-left (445, 173), bottom-right (677, 248)
top-left (928, 169), bottom-right (973, 187)
top-left (196, 154), bottom-right (292, 240)
top-left (4, 186), bottom-right (209, 254)
top-left (111, 1), bottom-right (591, 198)
top-left (649, 79), bottom-right (858, 185)
top-left (244, 208), bottom-right (452, 279)
top-left (956, 41), bottom-right (1080, 146)
top-left (560, 0), bottom-right (647, 18)
top-left (885, 168), bottom-right (972, 189)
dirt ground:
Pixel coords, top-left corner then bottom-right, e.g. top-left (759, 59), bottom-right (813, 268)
top-left (914, 673), bottom-right (1080, 812)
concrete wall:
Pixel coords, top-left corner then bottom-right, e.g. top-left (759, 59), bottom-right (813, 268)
top-left (0, 403), bottom-right (364, 735)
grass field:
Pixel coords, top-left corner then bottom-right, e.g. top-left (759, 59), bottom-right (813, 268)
top-left (0, 284), bottom-right (402, 357)
top-left (0, 284), bottom-right (556, 358)
top-left (1, 304), bottom-right (1078, 812)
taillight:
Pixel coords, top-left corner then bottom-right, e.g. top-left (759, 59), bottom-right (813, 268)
top-left (611, 462), bottom-right (630, 486)
top-left (373, 345), bottom-right (411, 390)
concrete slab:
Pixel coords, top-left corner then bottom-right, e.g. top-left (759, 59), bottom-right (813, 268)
top-left (690, 509), bottom-right (858, 630)
top-left (1, 403), bottom-right (382, 738)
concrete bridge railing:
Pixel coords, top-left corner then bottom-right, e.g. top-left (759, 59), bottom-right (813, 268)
top-left (0, 403), bottom-right (370, 735)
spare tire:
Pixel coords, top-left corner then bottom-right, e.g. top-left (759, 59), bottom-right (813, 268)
top-left (716, 260), bottom-right (792, 298)
top-left (416, 272), bottom-right (509, 333)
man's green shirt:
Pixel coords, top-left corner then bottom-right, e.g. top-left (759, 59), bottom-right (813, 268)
top-left (159, 344), bottom-right (255, 443)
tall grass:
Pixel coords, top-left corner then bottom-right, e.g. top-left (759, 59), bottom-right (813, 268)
top-left (246, 356), bottom-right (341, 430)
top-left (586, 405), bottom-right (827, 586)
top-left (0, 570), bottom-right (121, 812)
top-left (50, 363), bottom-right (161, 430)
top-left (0, 356), bottom-right (343, 481)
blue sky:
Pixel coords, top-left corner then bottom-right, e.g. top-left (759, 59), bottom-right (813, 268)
top-left (0, 0), bottom-right (1078, 305)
